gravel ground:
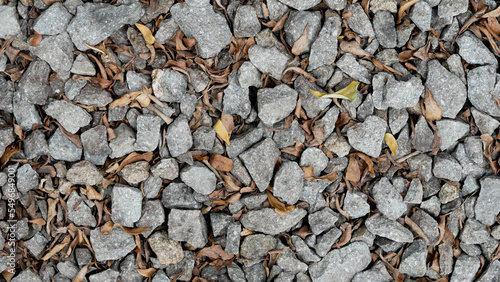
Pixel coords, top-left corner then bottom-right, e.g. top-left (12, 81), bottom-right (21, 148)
top-left (1, 0), bottom-right (500, 281)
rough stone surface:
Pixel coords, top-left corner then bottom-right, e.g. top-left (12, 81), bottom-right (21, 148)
top-left (248, 45), bottom-right (289, 80)
top-left (366, 215), bottom-right (414, 242)
top-left (241, 208), bottom-right (307, 235)
top-left (239, 138), bottom-right (280, 192)
top-left (180, 163), bottom-right (216, 195)
top-left (149, 231), bottom-right (184, 265)
top-left (168, 209), bottom-right (208, 249)
top-left (347, 115), bottom-right (387, 158)
top-left (111, 184), bottom-right (143, 227)
top-left (90, 228), bottom-right (136, 262)
top-left (45, 100), bottom-right (92, 134)
top-left (308, 17), bottom-right (339, 71)
top-left (273, 161), bottom-right (304, 205)
top-left (166, 115), bottom-right (193, 157)
top-left (475, 176), bottom-right (500, 226)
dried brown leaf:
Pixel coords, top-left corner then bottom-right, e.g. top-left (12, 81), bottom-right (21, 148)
top-left (267, 190), bottom-right (295, 216)
top-left (292, 25), bottom-right (309, 56)
top-left (42, 235), bottom-right (71, 261)
top-left (397, 0), bottom-right (421, 24)
top-left (424, 87), bottom-right (442, 121)
top-left (195, 244), bottom-right (234, 261)
top-left (73, 264), bottom-right (91, 282)
top-left (209, 155), bottom-right (233, 172)
top-left (340, 40), bottom-right (373, 57)
top-left (345, 156), bottom-right (361, 183)
top-left (116, 152), bottom-right (153, 173)
top-left (281, 67), bottom-right (317, 83)
top-left (137, 268), bottom-right (157, 278)
top-left (29, 32), bottom-right (42, 47)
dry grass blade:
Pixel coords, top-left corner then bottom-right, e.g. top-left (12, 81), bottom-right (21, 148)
top-left (405, 216), bottom-right (430, 243)
top-left (396, 0), bottom-right (421, 24)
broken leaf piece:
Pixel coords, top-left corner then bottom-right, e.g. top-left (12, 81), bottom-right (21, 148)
top-left (135, 23), bottom-right (156, 45)
top-left (384, 133), bottom-right (398, 158)
top-left (309, 81), bottom-right (360, 102)
top-left (214, 119), bottom-right (231, 145)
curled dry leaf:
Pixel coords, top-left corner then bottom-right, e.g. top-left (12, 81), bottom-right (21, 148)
top-left (73, 263), bottom-right (92, 282)
top-left (28, 218), bottom-right (46, 226)
top-left (384, 133), bottom-right (398, 158)
top-left (116, 151), bottom-right (154, 173)
top-left (209, 154), bottom-right (233, 172)
top-left (213, 119), bottom-right (231, 145)
top-left (195, 244), bottom-right (234, 261)
top-left (42, 235), bottom-right (71, 261)
top-left (345, 156), bottom-right (361, 184)
top-left (281, 67), bottom-right (317, 83)
top-left (309, 81), bottom-right (360, 102)
top-left (350, 152), bottom-right (375, 178)
top-left (292, 25), bottom-right (309, 56)
top-left (135, 23), bottom-right (156, 45)
top-left (424, 87), bottom-right (442, 121)
top-left (340, 40), bottom-right (372, 58)
top-left (29, 32), bottom-right (42, 47)
top-left (266, 190), bottom-right (295, 216)
top-left (81, 185), bottom-right (103, 201)
top-left (137, 268), bottom-right (157, 278)
top-left (396, 0), bottom-right (421, 24)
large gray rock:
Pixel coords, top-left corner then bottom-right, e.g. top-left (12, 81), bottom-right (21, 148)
top-left (233, 5), bottom-right (261, 38)
top-left (66, 160), bottom-right (103, 185)
top-left (347, 115), bottom-right (386, 158)
top-left (148, 231), bottom-right (184, 265)
top-left (433, 153), bottom-right (462, 182)
top-left (168, 209), bottom-right (208, 249)
top-left (81, 125), bottom-right (111, 165)
top-left (241, 208), bottom-right (307, 235)
top-left (309, 242), bottom-right (371, 282)
top-left (450, 255), bottom-right (481, 282)
top-left (223, 79), bottom-right (251, 118)
top-left (436, 119), bottom-right (469, 151)
top-left (248, 45), bottom-right (289, 80)
top-left (385, 76), bottom-right (425, 109)
top-left (373, 11), bottom-right (397, 48)
top-left (152, 68), bottom-right (187, 103)
top-left (33, 2), bottom-right (72, 35)
top-left (410, 1), bottom-right (432, 31)
top-left (460, 219), bottom-right (490, 244)
top-left (343, 190), bottom-right (370, 219)
top-left (111, 184), bottom-right (143, 227)
top-left (0, 6), bottom-right (21, 40)
top-left (365, 215), bottom-right (414, 243)
top-left (49, 128), bottom-right (82, 161)
top-left (239, 138), bottom-right (280, 192)
top-left (471, 107), bottom-right (500, 135)
top-left (171, 0), bottom-right (232, 58)
top-left (90, 228), bottom-right (136, 262)
top-left (45, 100), bottom-right (92, 134)
top-left (336, 53), bottom-right (372, 84)
top-left (23, 130), bottom-right (49, 160)
top-left (475, 176), bottom-right (500, 226)
top-left (273, 161), bottom-right (304, 205)
top-left (467, 65), bottom-right (500, 117)
top-left (240, 234), bottom-right (277, 259)
top-left (180, 163), bottom-right (216, 195)
top-left (17, 60), bottom-right (52, 105)
top-left (135, 115), bottom-right (162, 152)
top-left (372, 177), bottom-right (406, 220)
top-left (398, 239), bottom-right (427, 277)
top-left (426, 60), bottom-right (467, 118)
top-left (29, 32), bottom-right (74, 80)
top-left (166, 114), bottom-right (192, 157)
top-left (456, 31), bottom-right (497, 66)
top-left (284, 10), bottom-right (322, 55)
top-left (345, 4), bottom-right (375, 38)
top-left (67, 191), bottom-right (96, 227)
top-left (308, 17), bottom-right (339, 71)
top-left (67, 2), bottom-right (145, 51)
top-left (109, 123), bottom-right (136, 159)
top-left (0, 127), bottom-right (14, 158)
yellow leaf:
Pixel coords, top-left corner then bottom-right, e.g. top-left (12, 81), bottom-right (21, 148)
top-left (214, 119), bottom-right (230, 145)
top-left (309, 81), bottom-right (359, 102)
top-left (135, 23), bottom-right (156, 45)
top-left (384, 133), bottom-right (398, 158)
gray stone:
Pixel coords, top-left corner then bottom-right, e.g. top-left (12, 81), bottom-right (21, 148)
top-left (433, 153), bottom-right (462, 182)
top-left (439, 182), bottom-right (459, 204)
top-left (309, 208), bottom-right (339, 235)
top-left (90, 228), bottom-right (136, 262)
top-left (111, 184), bottom-right (142, 227)
top-left (370, 0), bottom-right (397, 13)
top-left (225, 222), bottom-right (241, 255)
top-left (57, 261), bottom-right (79, 280)
top-left (192, 126), bottom-right (215, 151)
top-left (0, 76), bottom-right (14, 113)
top-left (398, 239), bottom-right (427, 277)
top-left (404, 179), bottom-right (423, 204)
top-left (436, 119), bottom-right (469, 151)
top-left (0, 6), bottom-right (21, 40)
top-left (366, 215), bottom-right (414, 242)
top-left (166, 115), bottom-right (192, 157)
top-left (273, 120), bottom-right (306, 148)
top-left (277, 247), bottom-right (308, 275)
top-left (411, 116), bottom-right (434, 152)
top-left (81, 125), bottom-right (111, 165)
top-left (152, 69), bottom-right (187, 103)
top-left (336, 53), bottom-right (372, 84)
top-left (450, 255), bottom-right (481, 282)
top-left (388, 108), bottom-right (408, 134)
top-left (300, 147), bottom-right (328, 176)
top-left (318, 106), bottom-right (340, 140)
top-left (324, 133), bottom-right (351, 158)
top-left (135, 115), bottom-right (162, 152)
top-left (168, 209), bottom-right (208, 249)
top-left (477, 260), bottom-right (500, 282)
top-left (273, 161), bottom-right (304, 205)
top-left (29, 32), bottom-right (74, 80)
top-left (223, 79), bottom-right (251, 118)
top-left (227, 128), bottom-right (263, 158)
top-left (278, 0), bottom-right (321, 10)
top-left (151, 158), bottom-right (178, 180)
top-left (73, 83), bottom-right (113, 107)
top-left (66, 160), bottom-right (103, 185)
top-left (345, 4), bottom-right (375, 38)
top-left (241, 234), bottom-right (277, 259)
top-left (410, 1), bottom-right (432, 31)
top-left (23, 130), bottom-right (48, 160)
top-left (18, 60), bottom-right (52, 105)
top-left (294, 76), bottom-right (331, 118)
top-left (65, 78), bottom-right (87, 100)
top-left (241, 208), bottom-right (307, 235)
top-left (292, 235), bottom-right (321, 262)
top-left (149, 231), bottom-right (184, 265)
top-left (210, 213), bottom-right (234, 237)
top-left (426, 60), bottom-right (467, 118)
top-left (237, 61), bottom-right (262, 89)
top-left (471, 107), bottom-right (500, 135)
top-left (71, 54), bottom-right (96, 76)
top-left (460, 219), bottom-right (490, 244)
top-left (67, 2), bottom-right (144, 51)
top-left (16, 164), bottom-right (39, 194)
top-left (468, 65), bottom-right (500, 117)
top-left (136, 200), bottom-right (165, 238)
top-left (464, 136), bottom-right (485, 166)
top-left (315, 227), bottom-right (343, 257)
top-left (309, 242), bottom-right (371, 282)
top-left (372, 177), bottom-right (406, 220)
top-left (284, 11), bottom-right (321, 54)
top-left (171, 0), bottom-right (232, 58)
top-left (120, 161), bottom-right (150, 185)
top-left (347, 115), bottom-right (386, 158)
top-left (161, 182), bottom-right (201, 209)
top-left (33, 2), bottom-right (72, 35)
top-left (385, 76), bottom-right (425, 109)
top-left (109, 123), bottom-right (135, 159)
top-left (67, 191), bottom-right (96, 227)
top-left (343, 190), bottom-right (370, 219)
top-left (24, 232), bottom-right (48, 259)
top-left (45, 100), bottom-right (92, 134)
top-left (233, 5), bottom-right (260, 38)
top-left (308, 17), bottom-right (339, 71)
top-left (248, 45), bottom-right (289, 80)
top-left (11, 269), bottom-right (43, 282)
top-left (155, 17), bottom-right (178, 44)
top-left (475, 176), bottom-right (500, 226)
top-left (373, 11), bottom-right (397, 48)
top-left (180, 162), bottom-right (216, 195)
top-left (438, 0), bottom-right (469, 19)
top-left (239, 138), bottom-right (280, 192)
top-left (456, 31), bottom-right (497, 66)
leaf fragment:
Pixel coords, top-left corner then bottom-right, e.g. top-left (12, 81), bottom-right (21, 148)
top-left (309, 81), bottom-right (359, 102)
top-left (209, 154), bottom-right (233, 172)
top-left (135, 23), bottom-right (156, 45)
top-left (292, 25), bottom-right (309, 56)
top-left (29, 32), bottom-right (42, 47)
top-left (424, 87), bottom-right (442, 121)
top-left (384, 133), bottom-right (398, 158)
top-left (267, 190), bottom-right (295, 216)
top-left (396, 0), bottom-right (421, 24)
top-left (214, 119), bottom-right (231, 145)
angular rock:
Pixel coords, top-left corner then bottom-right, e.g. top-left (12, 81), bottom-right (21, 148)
top-left (308, 17), bottom-right (339, 71)
top-left (180, 163), bottom-right (216, 195)
top-left (168, 209), bottom-right (208, 249)
top-left (29, 32), bottom-right (74, 80)
top-left (151, 158), bottom-right (178, 180)
top-left (90, 228), bottom-right (136, 262)
top-left (152, 69), bottom-right (187, 103)
top-left (460, 219), bottom-right (490, 244)
top-left (436, 119), bottom-right (469, 151)
top-left (373, 11), bottom-right (397, 48)
top-left (475, 176), bottom-right (500, 226)
top-left (294, 76), bottom-right (332, 118)
top-left (149, 231), bottom-right (184, 265)
top-left (17, 60), bottom-right (52, 105)
top-left (404, 179), bottom-right (423, 204)
top-left (248, 45), bottom-right (289, 80)
top-left (81, 125), bottom-right (111, 165)
top-left (135, 115), bottom-right (162, 152)
top-left (385, 76), bottom-right (425, 109)
top-left (223, 79), bottom-right (251, 118)
top-left (467, 65), bottom-right (500, 117)
top-left (16, 164), bottom-right (39, 194)
top-left (345, 4), bottom-right (375, 38)
top-left (273, 120), bottom-right (306, 148)
top-left (438, 0), bottom-right (469, 19)
top-left (398, 239), bottom-right (427, 277)
top-left (233, 5), bottom-right (260, 38)
top-left (370, 0), bottom-right (397, 13)
top-left (365, 215), bottom-right (414, 242)
top-left (410, 1), bottom-right (432, 31)
top-left (372, 177), bottom-right (406, 220)
top-left (456, 31), bottom-right (497, 66)
top-left (336, 53), bottom-right (372, 84)
top-left (344, 190), bottom-right (370, 219)
top-left (170, 0), bottom-right (232, 58)
top-left (0, 6), bottom-right (21, 40)
top-left (66, 160), bottom-right (103, 185)
top-left (109, 123), bottom-right (136, 159)
top-left (67, 191), bottom-right (96, 227)
top-left (71, 54), bottom-right (96, 76)
top-left (227, 128), bottom-right (263, 158)
top-left (24, 233), bottom-right (48, 259)
top-left (450, 255), bottom-right (481, 282)
top-left (284, 10), bottom-right (321, 54)
top-left (308, 208), bottom-right (339, 235)
top-left (239, 138), bottom-right (280, 192)
top-left (240, 234), bottom-right (277, 259)
top-left (241, 208), bottom-right (307, 235)
top-left (411, 115), bottom-right (434, 152)
top-left (45, 100), bottom-right (92, 134)
top-left (136, 200), bottom-right (165, 238)
top-left (273, 161), bottom-right (304, 205)
top-left (111, 184), bottom-right (143, 227)
top-left (161, 182), bottom-right (201, 209)
top-left (23, 130), bottom-right (49, 160)
top-left (347, 115), bottom-right (386, 158)
top-left (73, 83), bottom-right (113, 107)
top-left (433, 153), bottom-right (462, 182)
top-left (33, 2), bottom-right (72, 36)
top-left (120, 161), bottom-right (150, 185)
top-left (166, 115), bottom-right (192, 157)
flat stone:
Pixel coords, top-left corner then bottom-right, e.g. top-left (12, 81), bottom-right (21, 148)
top-left (347, 115), bottom-right (386, 158)
top-left (180, 162), bottom-right (216, 195)
top-left (315, 227), bottom-right (343, 257)
top-left (135, 115), bottom-right (162, 152)
top-left (152, 69), bottom-right (187, 103)
top-left (90, 228), bottom-right (136, 262)
top-left (411, 115), bottom-right (434, 152)
top-left (475, 176), bottom-right (500, 226)
top-left (67, 191), bottom-right (96, 227)
top-left (109, 123), bottom-right (135, 159)
top-left (120, 161), bottom-right (150, 185)
top-left (273, 161), bottom-right (304, 205)
top-left (18, 60), bottom-right (52, 105)
top-left (45, 100), bottom-right (92, 134)
top-left (241, 234), bottom-right (277, 259)
top-left (29, 32), bottom-right (74, 80)
top-left (344, 190), bottom-right (370, 219)
top-left (111, 184), bottom-right (143, 227)
top-left (309, 242), bottom-right (371, 282)
top-left (241, 208), bottom-right (307, 235)
top-left (294, 76), bottom-right (332, 118)
top-left (433, 153), bottom-right (462, 182)
top-left (240, 138), bottom-right (280, 192)
top-left (67, 2), bottom-right (144, 51)
top-left (81, 125), bottom-right (111, 165)
top-left (372, 177), bottom-right (406, 220)
top-left (23, 130), bottom-right (49, 160)
top-left (73, 83), bottom-right (113, 107)
top-left (237, 61), bottom-right (262, 89)
top-left (398, 239), bottom-right (427, 277)
top-left (168, 209), bottom-right (208, 249)
top-left (16, 164), bottom-right (39, 194)
top-left (149, 231), bottom-right (184, 265)
top-left (171, 0), bottom-right (232, 58)
top-left (436, 119), bottom-right (469, 151)
top-left (365, 215), bottom-right (414, 242)
top-left (460, 219), bottom-right (490, 244)
top-left (336, 53), bottom-right (372, 84)
top-left (223, 79), bottom-right (251, 118)
top-left (456, 31), bottom-right (497, 66)
top-left (438, 0), bottom-right (469, 19)
top-left (467, 65), bottom-right (500, 117)
top-left (0, 6), bottom-right (21, 39)
top-left (33, 2), bottom-right (72, 35)
top-left (71, 54), bottom-right (96, 76)
top-left (370, 0), bottom-right (397, 13)
top-left (308, 208), bottom-right (339, 235)
top-left (248, 45), bottom-right (289, 80)
top-left (166, 115), bottom-right (192, 157)
top-left (411, 211), bottom-right (439, 245)
top-left (426, 60), bottom-right (467, 118)
top-left (373, 11), bottom-right (397, 48)
top-left (284, 10), bottom-right (321, 55)
top-left (410, 1), bottom-right (432, 31)
top-left (136, 200), bottom-right (165, 238)
top-left (161, 182), bottom-right (201, 209)
top-left (308, 17), bottom-right (339, 71)
top-left (233, 5), bottom-right (260, 38)
top-left (345, 3), bottom-right (375, 38)
top-left (227, 128), bottom-right (263, 158)
top-left (66, 160), bottom-right (103, 185)
top-left (450, 255), bottom-right (481, 282)
top-left (292, 235), bottom-right (321, 262)
top-left (385, 76), bottom-right (425, 109)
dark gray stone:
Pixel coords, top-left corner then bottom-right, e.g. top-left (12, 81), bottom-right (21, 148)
top-left (345, 4), bottom-right (375, 38)
top-left (475, 176), bottom-right (500, 226)
top-left (45, 100), bottom-right (92, 134)
top-left (240, 138), bottom-right (280, 192)
top-left (336, 53), bottom-right (372, 84)
top-left (347, 115), bottom-right (386, 158)
top-left (373, 11), bottom-right (397, 48)
top-left (398, 239), bottom-right (427, 277)
top-left (166, 115), bottom-right (192, 157)
top-left (67, 191), bottom-right (96, 227)
top-left (273, 161), bottom-right (304, 205)
top-left (162, 182), bottom-right (201, 209)
top-left (168, 209), bottom-right (208, 249)
top-left (29, 32), bottom-right (74, 80)
top-left (241, 208), bottom-right (307, 235)
top-left (81, 125), bottom-right (111, 165)
top-left (90, 228), bottom-right (136, 262)
top-left (135, 115), bottom-right (162, 152)
top-left (366, 215), bottom-right (413, 242)
top-left (308, 17), bottom-right (339, 71)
